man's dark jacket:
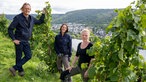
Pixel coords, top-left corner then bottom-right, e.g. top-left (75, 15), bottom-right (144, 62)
top-left (8, 13), bottom-right (45, 41)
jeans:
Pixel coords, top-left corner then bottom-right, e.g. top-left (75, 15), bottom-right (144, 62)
top-left (13, 41), bottom-right (32, 72)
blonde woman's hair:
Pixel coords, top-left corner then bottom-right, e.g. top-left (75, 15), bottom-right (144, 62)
top-left (81, 29), bottom-right (90, 35)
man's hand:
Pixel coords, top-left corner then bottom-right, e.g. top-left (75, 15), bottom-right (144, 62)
top-left (42, 8), bottom-right (47, 14)
top-left (13, 40), bottom-right (20, 45)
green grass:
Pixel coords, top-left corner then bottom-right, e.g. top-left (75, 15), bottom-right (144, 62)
top-left (0, 32), bottom-right (82, 82)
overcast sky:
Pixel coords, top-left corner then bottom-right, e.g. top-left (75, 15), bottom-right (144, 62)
top-left (0, 0), bottom-right (136, 14)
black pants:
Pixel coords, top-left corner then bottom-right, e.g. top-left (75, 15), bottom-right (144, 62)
top-left (13, 41), bottom-right (32, 72)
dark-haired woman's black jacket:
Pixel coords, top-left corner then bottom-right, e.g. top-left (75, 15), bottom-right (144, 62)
top-left (54, 33), bottom-right (72, 57)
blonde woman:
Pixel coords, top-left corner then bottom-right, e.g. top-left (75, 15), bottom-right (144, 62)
top-left (60, 29), bottom-right (94, 82)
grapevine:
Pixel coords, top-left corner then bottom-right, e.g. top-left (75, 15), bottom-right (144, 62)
top-left (0, 14), bottom-right (10, 36)
top-left (88, 0), bottom-right (146, 81)
top-left (31, 2), bottom-right (57, 73)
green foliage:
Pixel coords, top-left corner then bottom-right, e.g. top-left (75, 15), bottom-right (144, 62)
top-left (31, 2), bottom-right (58, 73)
top-left (88, 0), bottom-right (146, 82)
top-left (0, 14), bottom-right (10, 37)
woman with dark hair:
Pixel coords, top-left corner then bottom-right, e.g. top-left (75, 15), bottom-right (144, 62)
top-left (54, 23), bottom-right (72, 81)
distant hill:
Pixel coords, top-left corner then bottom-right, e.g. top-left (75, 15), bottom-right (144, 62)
top-left (5, 9), bottom-right (118, 29)
top-left (52, 9), bottom-right (117, 28)
top-left (5, 14), bottom-right (15, 20)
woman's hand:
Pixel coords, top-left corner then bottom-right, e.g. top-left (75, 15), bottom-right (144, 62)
top-left (66, 66), bottom-right (72, 72)
top-left (84, 70), bottom-right (88, 78)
